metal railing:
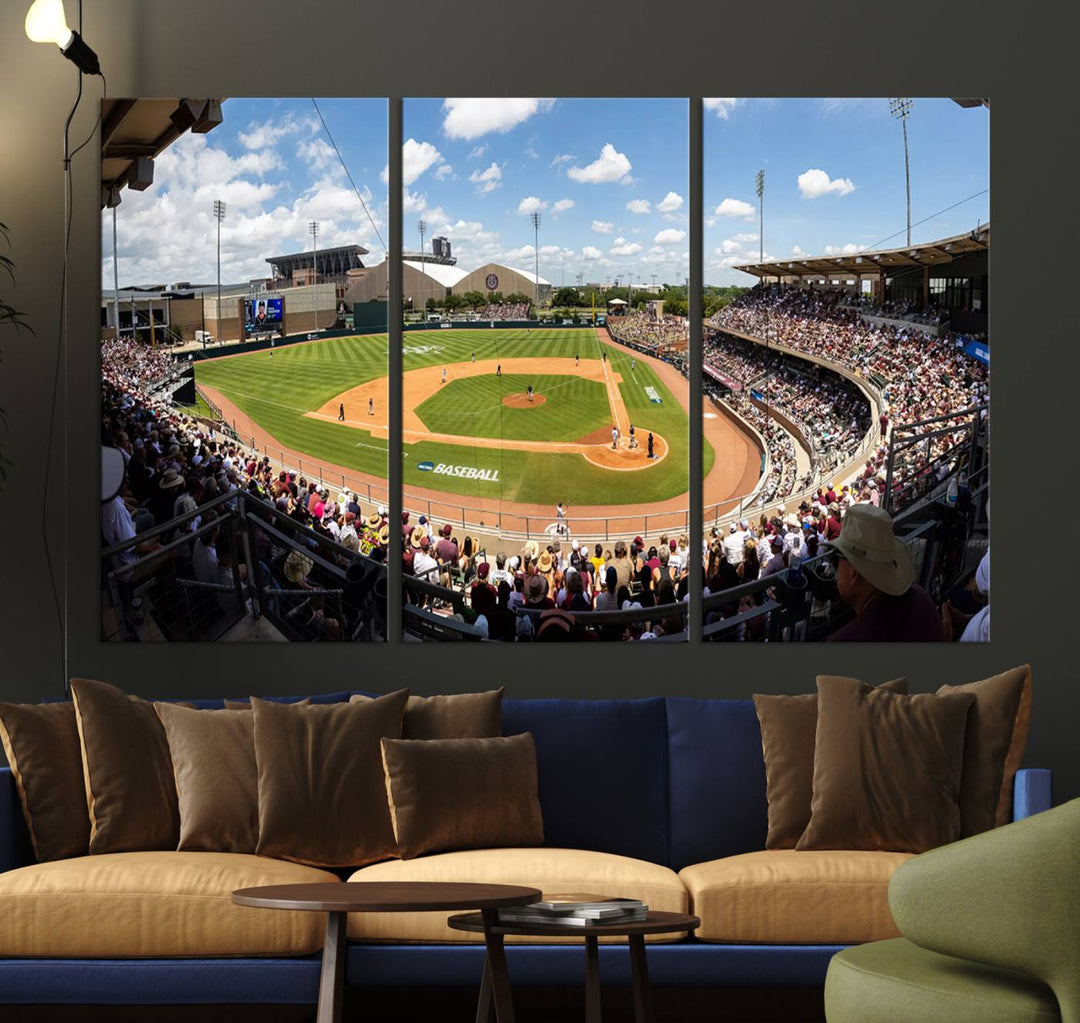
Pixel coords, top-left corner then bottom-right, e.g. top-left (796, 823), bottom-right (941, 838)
top-left (103, 489), bottom-right (387, 643)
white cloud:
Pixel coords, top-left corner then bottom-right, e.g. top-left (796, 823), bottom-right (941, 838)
top-left (468, 161), bottom-right (503, 194)
top-left (538, 244), bottom-right (564, 257)
top-left (468, 145), bottom-right (487, 159)
top-left (434, 164), bottom-right (453, 180)
top-left (714, 198), bottom-right (756, 219)
top-left (610, 239), bottom-right (642, 256)
top-left (237, 113), bottom-right (317, 150)
top-left (657, 191), bottom-right (683, 213)
top-left (442, 98), bottom-right (554, 140)
top-left (824, 242), bottom-right (868, 255)
top-left (502, 243), bottom-right (536, 262)
top-left (567, 143), bottom-right (632, 184)
top-left (295, 139), bottom-right (334, 174)
top-left (549, 153), bottom-right (575, 167)
top-left (716, 240), bottom-right (741, 255)
top-left (791, 245), bottom-right (809, 257)
top-left (592, 220), bottom-right (614, 234)
top-left (516, 196), bottom-right (548, 214)
top-left (402, 138), bottom-right (442, 187)
top-left (524, 148), bottom-right (539, 160)
top-left (402, 190), bottom-right (427, 214)
top-left (654, 228), bottom-right (686, 245)
top-left (797, 168), bottom-right (856, 198)
top-left (552, 198), bottom-right (574, 213)
top-left (703, 98), bottom-right (738, 119)
top-left (581, 245), bottom-right (604, 260)
top-left (626, 199), bottom-right (651, 214)
top-left (705, 217), bottom-right (716, 227)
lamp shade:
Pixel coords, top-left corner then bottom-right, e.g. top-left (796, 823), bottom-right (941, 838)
top-left (25, 0), bottom-right (73, 47)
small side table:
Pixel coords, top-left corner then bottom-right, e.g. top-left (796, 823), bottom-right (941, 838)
top-left (448, 909), bottom-right (700, 1023)
top-left (233, 880), bottom-right (541, 1023)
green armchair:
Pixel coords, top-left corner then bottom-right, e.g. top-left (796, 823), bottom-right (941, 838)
top-left (825, 798), bottom-right (1080, 1023)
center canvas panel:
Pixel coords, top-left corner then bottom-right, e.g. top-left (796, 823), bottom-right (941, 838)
top-left (395, 98), bottom-right (690, 641)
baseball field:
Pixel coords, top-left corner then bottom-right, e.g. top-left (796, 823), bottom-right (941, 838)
top-left (194, 328), bottom-right (712, 517)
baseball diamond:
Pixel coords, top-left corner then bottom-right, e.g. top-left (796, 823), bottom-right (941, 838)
top-left (193, 327), bottom-right (763, 537)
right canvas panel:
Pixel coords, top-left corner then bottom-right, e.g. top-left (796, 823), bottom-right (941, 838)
top-left (702, 98), bottom-right (989, 642)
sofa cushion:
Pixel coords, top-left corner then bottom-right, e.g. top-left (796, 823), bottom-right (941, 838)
top-left (679, 850), bottom-right (913, 944)
top-left (0, 701), bottom-right (88, 862)
top-left (346, 848), bottom-right (687, 943)
top-left (0, 852), bottom-right (339, 957)
top-left (666, 699), bottom-right (767, 870)
top-left (381, 734), bottom-right (543, 859)
top-left (353, 689), bottom-right (504, 739)
top-left (825, 938), bottom-right (1061, 1023)
top-left (502, 698), bottom-right (669, 865)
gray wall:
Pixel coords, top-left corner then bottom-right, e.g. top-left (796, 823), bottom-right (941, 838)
top-left (1, 2), bottom-right (1077, 801)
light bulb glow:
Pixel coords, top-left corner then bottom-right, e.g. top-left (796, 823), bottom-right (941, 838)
top-left (25, 0), bottom-right (72, 47)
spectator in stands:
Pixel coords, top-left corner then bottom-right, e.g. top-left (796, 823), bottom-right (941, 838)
top-left (824, 505), bottom-right (944, 642)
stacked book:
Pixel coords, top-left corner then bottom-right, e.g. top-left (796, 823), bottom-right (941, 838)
top-left (498, 893), bottom-right (648, 927)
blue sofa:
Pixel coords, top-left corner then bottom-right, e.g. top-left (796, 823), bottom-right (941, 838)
top-left (0, 695), bottom-right (1052, 1006)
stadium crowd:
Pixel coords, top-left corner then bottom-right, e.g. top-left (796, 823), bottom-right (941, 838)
top-left (100, 339), bottom-right (394, 639)
top-left (709, 284), bottom-right (987, 509)
top-left (102, 336), bottom-right (179, 396)
top-left (607, 311), bottom-right (688, 353)
top-left (479, 301), bottom-right (531, 320)
top-left (403, 525), bottom-right (692, 642)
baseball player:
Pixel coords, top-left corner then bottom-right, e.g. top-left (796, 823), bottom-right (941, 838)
top-left (368, 397), bottom-right (374, 416)
top-left (441, 367), bottom-right (447, 385)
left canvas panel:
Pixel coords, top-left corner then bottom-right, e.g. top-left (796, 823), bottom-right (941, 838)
top-left (100, 98), bottom-right (389, 642)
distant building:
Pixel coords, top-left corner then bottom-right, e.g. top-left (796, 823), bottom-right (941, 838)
top-left (432, 236), bottom-right (451, 260)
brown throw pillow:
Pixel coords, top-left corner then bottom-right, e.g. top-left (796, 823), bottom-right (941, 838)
top-left (0, 702), bottom-right (89, 862)
top-left (155, 704), bottom-right (260, 854)
top-left (381, 734), bottom-right (544, 860)
top-left (222, 698), bottom-right (311, 710)
top-left (349, 689), bottom-right (504, 739)
top-left (71, 679), bottom-right (181, 854)
top-left (937, 665), bottom-right (1032, 835)
top-left (797, 676), bottom-right (974, 854)
top-left (253, 689), bottom-right (409, 868)
top-left (753, 677), bottom-right (907, 849)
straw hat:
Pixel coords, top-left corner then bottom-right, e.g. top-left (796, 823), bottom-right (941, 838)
top-left (367, 512), bottom-right (381, 528)
top-left (523, 539), bottom-right (540, 560)
top-left (410, 526), bottom-right (427, 549)
top-left (823, 504), bottom-right (913, 596)
top-left (378, 524), bottom-right (390, 544)
top-left (158, 469), bottom-right (184, 490)
top-left (284, 550), bottom-right (313, 584)
top-left (537, 550), bottom-right (553, 574)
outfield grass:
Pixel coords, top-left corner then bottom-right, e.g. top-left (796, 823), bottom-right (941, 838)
top-left (192, 328), bottom-right (710, 508)
top-left (415, 373), bottom-right (611, 443)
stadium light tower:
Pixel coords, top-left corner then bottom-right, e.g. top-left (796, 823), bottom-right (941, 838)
top-left (755, 169), bottom-right (765, 263)
top-left (530, 211), bottom-right (541, 309)
top-left (212, 199), bottom-right (226, 343)
top-left (309, 220), bottom-right (319, 331)
top-left (889, 98), bottom-right (914, 247)
top-left (418, 218), bottom-right (426, 262)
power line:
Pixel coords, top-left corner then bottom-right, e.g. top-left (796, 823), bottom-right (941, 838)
top-left (310, 98), bottom-right (386, 256)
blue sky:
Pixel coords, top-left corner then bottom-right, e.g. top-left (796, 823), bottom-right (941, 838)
top-left (401, 98), bottom-right (688, 288)
top-left (101, 98), bottom-right (387, 288)
top-left (704, 98), bottom-right (990, 286)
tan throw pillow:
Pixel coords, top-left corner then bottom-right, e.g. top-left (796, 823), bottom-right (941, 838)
top-left (381, 734), bottom-right (544, 860)
top-left (797, 676), bottom-right (974, 854)
top-left (937, 665), bottom-right (1032, 835)
top-left (70, 679), bottom-right (181, 854)
top-left (222, 698), bottom-right (313, 710)
top-left (753, 677), bottom-right (907, 849)
top-left (349, 689), bottom-right (504, 739)
top-left (252, 689), bottom-right (409, 868)
top-left (155, 704), bottom-right (260, 854)
top-left (0, 702), bottom-right (89, 862)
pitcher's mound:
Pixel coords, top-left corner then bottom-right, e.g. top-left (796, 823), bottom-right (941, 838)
top-left (503, 392), bottom-right (546, 408)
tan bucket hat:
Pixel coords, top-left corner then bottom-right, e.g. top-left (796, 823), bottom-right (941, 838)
top-left (823, 504), bottom-right (913, 596)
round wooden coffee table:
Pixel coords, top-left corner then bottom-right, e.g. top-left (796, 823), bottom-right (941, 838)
top-left (448, 909), bottom-right (700, 1023)
top-left (233, 881), bottom-right (541, 1023)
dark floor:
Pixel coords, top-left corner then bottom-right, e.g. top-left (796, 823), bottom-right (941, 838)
top-left (6, 987), bottom-right (827, 1023)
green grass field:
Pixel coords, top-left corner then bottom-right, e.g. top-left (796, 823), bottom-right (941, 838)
top-left (194, 328), bottom-right (711, 507)
top-left (415, 373), bottom-right (611, 443)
